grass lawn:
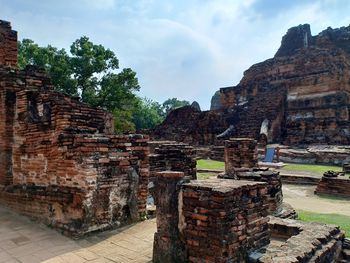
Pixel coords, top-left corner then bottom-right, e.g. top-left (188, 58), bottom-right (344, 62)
top-left (197, 159), bottom-right (224, 170)
top-left (197, 159), bottom-right (342, 175)
top-left (282, 163), bottom-right (342, 174)
top-left (297, 210), bottom-right (350, 238)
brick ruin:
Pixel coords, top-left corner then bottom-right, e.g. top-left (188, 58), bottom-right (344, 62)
top-left (0, 20), bottom-right (149, 237)
top-left (0, 20), bottom-right (17, 67)
top-left (315, 172), bottom-right (350, 198)
top-left (153, 171), bottom-right (346, 262)
top-left (147, 141), bottom-right (197, 211)
top-left (152, 138), bottom-right (347, 262)
top-left (224, 138), bottom-right (258, 170)
top-left (261, 217), bottom-right (345, 263)
top-left (153, 24), bottom-right (350, 147)
top-left (218, 138), bottom-right (287, 217)
top-left (149, 141), bottom-right (197, 183)
top-left (2, 18), bottom-right (349, 263)
top-left (153, 172), bottom-right (270, 263)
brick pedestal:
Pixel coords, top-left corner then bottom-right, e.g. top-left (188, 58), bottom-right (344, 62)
top-left (153, 171), bottom-right (187, 263)
top-left (182, 179), bottom-right (269, 263)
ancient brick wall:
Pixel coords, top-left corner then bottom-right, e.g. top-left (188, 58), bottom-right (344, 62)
top-left (153, 176), bottom-right (270, 263)
top-left (153, 105), bottom-right (231, 146)
top-left (220, 170), bottom-right (283, 215)
top-left (153, 174), bottom-right (345, 262)
top-left (0, 20), bottom-right (17, 67)
top-left (0, 21), bottom-right (149, 236)
top-left (0, 68), bottom-right (149, 236)
top-left (0, 70), bottom-right (16, 186)
top-left (0, 65), bottom-right (150, 236)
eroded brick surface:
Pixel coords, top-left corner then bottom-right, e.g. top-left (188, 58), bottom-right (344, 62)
top-left (182, 179), bottom-right (270, 263)
top-left (0, 21), bottom-right (149, 237)
top-left (0, 20), bottom-right (17, 67)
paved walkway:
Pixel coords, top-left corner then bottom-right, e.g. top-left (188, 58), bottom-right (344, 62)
top-left (0, 206), bottom-right (155, 263)
top-left (283, 184), bottom-right (350, 216)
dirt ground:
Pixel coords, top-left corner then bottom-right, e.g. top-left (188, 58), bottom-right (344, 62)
top-left (283, 184), bottom-right (350, 216)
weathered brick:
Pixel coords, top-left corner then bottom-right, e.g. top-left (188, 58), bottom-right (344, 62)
top-left (0, 20), bottom-right (149, 237)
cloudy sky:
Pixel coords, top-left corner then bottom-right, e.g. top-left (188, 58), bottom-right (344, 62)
top-left (0, 0), bottom-right (349, 109)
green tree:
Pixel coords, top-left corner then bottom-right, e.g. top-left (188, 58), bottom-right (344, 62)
top-left (18, 39), bottom-right (76, 95)
top-left (70, 36), bottom-right (119, 104)
top-left (18, 37), bottom-right (140, 133)
top-left (133, 98), bottom-right (164, 130)
top-left (162, 98), bottom-right (190, 116)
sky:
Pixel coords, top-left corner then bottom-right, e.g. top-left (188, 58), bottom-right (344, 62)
top-left (0, 0), bottom-right (349, 110)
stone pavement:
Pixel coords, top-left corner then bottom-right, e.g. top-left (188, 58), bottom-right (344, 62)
top-left (0, 205), bottom-right (155, 263)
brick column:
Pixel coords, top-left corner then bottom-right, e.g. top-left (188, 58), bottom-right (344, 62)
top-left (153, 171), bottom-right (187, 263)
top-left (0, 20), bottom-right (18, 67)
top-left (225, 138), bottom-right (258, 174)
top-left (182, 179), bottom-right (270, 262)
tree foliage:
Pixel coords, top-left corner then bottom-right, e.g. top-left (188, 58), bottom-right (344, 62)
top-left (18, 39), bottom-right (76, 95)
top-left (132, 98), bottom-right (164, 130)
top-left (18, 38), bottom-right (190, 132)
top-left (18, 37), bottom-right (139, 132)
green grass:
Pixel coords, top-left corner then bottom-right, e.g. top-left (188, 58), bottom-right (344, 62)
top-left (297, 210), bottom-right (350, 238)
top-left (197, 159), bottom-right (342, 175)
top-left (197, 159), bottom-right (224, 170)
top-left (281, 163), bottom-right (342, 174)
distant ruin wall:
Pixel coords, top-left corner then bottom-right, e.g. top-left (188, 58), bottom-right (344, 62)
top-left (153, 24), bottom-right (350, 146)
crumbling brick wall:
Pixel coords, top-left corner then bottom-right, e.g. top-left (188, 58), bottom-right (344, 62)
top-left (0, 21), bottom-right (149, 237)
top-left (224, 138), bottom-right (258, 172)
top-left (153, 171), bottom-right (188, 263)
top-left (0, 20), bottom-right (17, 67)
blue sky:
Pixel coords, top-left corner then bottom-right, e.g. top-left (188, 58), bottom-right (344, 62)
top-left (1, 0), bottom-right (349, 110)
